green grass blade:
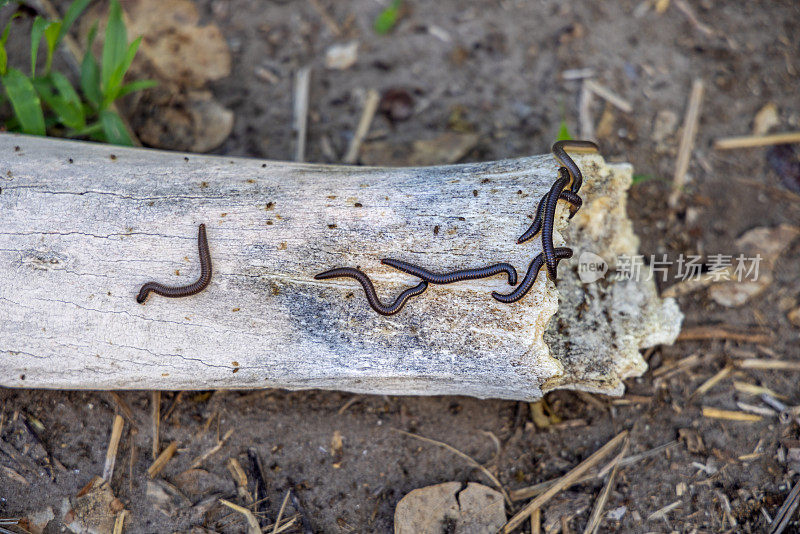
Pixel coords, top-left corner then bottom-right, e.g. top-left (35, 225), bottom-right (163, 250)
top-left (57, 0), bottom-right (92, 46)
top-left (51, 71), bottom-right (81, 107)
top-left (0, 40), bottom-right (7, 76)
top-left (99, 109), bottom-right (132, 145)
top-left (106, 36), bottom-right (141, 104)
top-left (43, 21), bottom-right (61, 73)
top-left (2, 68), bottom-right (46, 135)
top-left (374, 0), bottom-right (401, 35)
top-left (30, 16), bottom-right (47, 76)
top-left (80, 25), bottom-right (101, 109)
top-left (556, 118), bottom-right (572, 141)
top-left (116, 78), bottom-right (157, 99)
top-left (101, 0), bottom-right (127, 97)
top-left (34, 77), bottom-right (83, 130)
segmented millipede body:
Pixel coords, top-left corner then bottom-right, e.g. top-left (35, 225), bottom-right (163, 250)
top-left (314, 267), bottom-right (428, 316)
top-left (136, 224), bottom-right (213, 304)
top-left (517, 167), bottom-right (580, 245)
top-left (541, 171), bottom-right (572, 281)
top-left (380, 259), bottom-right (518, 286)
top-left (492, 248), bottom-right (573, 304)
top-left (551, 140), bottom-right (599, 194)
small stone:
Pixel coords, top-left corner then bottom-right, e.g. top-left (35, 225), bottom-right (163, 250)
top-left (325, 41), bottom-right (359, 70)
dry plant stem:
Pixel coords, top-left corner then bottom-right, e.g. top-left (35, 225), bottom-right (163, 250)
top-left (391, 428), bottom-right (512, 506)
top-left (702, 406), bottom-right (762, 422)
top-left (102, 415), bottom-right (125, 482)
top-left (343, 89), bottom-right (380, 163)
top-left (152, 391), bottom-right (160, 460)
top-left (219, 499), bottom-right (261, 534)
top-left (582, 438), bottom-right (629, 534)
top-left (714, 131), bottom-right (800, 149)
top-left (113, 510), bottom-right (128, 534)
top-left (769, 477), bottom-right (800, 534)
top-left (509, 440), bottom-right (676, 500)
top-left (676, 325), bottom-right (772, 344)
top-left (531, 509), bottom-right (541, 534)
top-left (273, 491), bottom-right (292, 534)
top-left (501, 430), bottom-right (628, 532)
top-left (293, 66), bottom-right (311, 162)
top-left (584, 80), bottom-right (632, 113)
top-left (107, 392), bottom-right (135, 423)
top-left (737, 359), bottom-right (800, 371)
top-left (147, 441), bottom-right (178, 478)
top-left (669, 78), bottom-right (704, 208)
top-left (689, 365), bottom-right (733, 401)
top-left (189, 428), bottom-right (233, 469)
top-left (307, 0), bottom-right (342, 36)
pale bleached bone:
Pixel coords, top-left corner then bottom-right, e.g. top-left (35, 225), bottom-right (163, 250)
top-left (0, 134), bottom-right (680, 400)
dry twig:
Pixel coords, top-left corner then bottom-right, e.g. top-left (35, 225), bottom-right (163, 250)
top-left (714, 131), bottom-right (800, 150)
top-left (147, 441), bottom-right (178, 478)
top-left (343, 89), bottom-right (380, 164)
top-left (702, 407), bottom-right (762, 422)
top-left (769, 477), bottom-right (800, 534)
top-left (293, 66), bottom-right (312, 162)
top-left (502, 431), bottom-right (628, 532)
top-left (189, 429), bottom-right (234, 469)
top-left (220, 499), bottom-right (261, 534)
top-left (677, 325), bottom-right (772, 344)
top-left (152, 391), bottom-right (160, 461)
top-left (510, 440), bottom-right (677, 501)
top-left (737, 359), bottom-right (800, 371)
top-left (102, 415), bottom-right (125, 482)
top-left (583, 438), bottom-right (629, 534)
top-left (669, 79), bottom-right (704, 208)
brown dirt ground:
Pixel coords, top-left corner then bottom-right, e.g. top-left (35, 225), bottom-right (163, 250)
top-left (2, 0), bottom-right (800, 532)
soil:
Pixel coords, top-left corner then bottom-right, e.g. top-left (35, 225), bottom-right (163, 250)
top-left (2, 0), bottom-right (800, 532)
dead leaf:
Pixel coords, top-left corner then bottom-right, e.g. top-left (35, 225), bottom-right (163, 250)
top-left (394, 482), bottom-right (506, 534)
top-left (753, 102), bottom-right (780, 136)
top-left (123, 0), bottom-right (231, 86)
top-left (708, 224), bottom-right (800, 307)
top-left (137, 89), bottom-right (233, 152)
top-left (65, 477), bottom-right (125, 534)
top-left (788, 307), bottom-right (800, 328)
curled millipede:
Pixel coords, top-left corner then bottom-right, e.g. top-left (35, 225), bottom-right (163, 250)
top-left (314, 140), bottom-right (598, 315)
top-left (381, 259), bottom-right (518, 286)
top-left (314, 267), bottom-right (428, 316)
top-left (517, 167), bottom-right (579, 244)
top-left (551, 140), bottom-right (599, 193)
top-left (541, 171), bottom-right (571, 281)
top-left (137, 224), bottom-right (212, 304)
top-left (491, 248), bottom-right (573, 304)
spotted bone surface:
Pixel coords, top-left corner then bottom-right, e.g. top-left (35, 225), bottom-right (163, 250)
top-left (0, 134), bottom-right (680, 400)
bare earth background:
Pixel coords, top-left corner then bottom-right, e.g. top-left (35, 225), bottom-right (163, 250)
top-left (2, 0), bottom-right (800, 532)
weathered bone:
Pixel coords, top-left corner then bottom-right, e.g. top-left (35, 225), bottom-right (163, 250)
top-left (0, 134), bottom-right (680, 400)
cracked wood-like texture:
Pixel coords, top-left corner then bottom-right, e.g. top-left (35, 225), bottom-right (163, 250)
top-left (0, 134), bottom-right (681, 400)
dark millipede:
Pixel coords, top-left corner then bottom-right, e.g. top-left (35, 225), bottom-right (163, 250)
top-left (314, 267), bottom-right (428, 316)
top-left (541, 170), bottom-right (571, 281)
top-left (136, 224), bottom-right (213, 304)
top-left (314, 140), bottom-right (598, 315)
top-left (551, 140), bottom-right (599, 194)
top-left (492, 248), bottom-right (573, 304)
top-left (380, 259), bottom-right (518, 286)
top-left (517, 167), bottom-right (581, 244)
